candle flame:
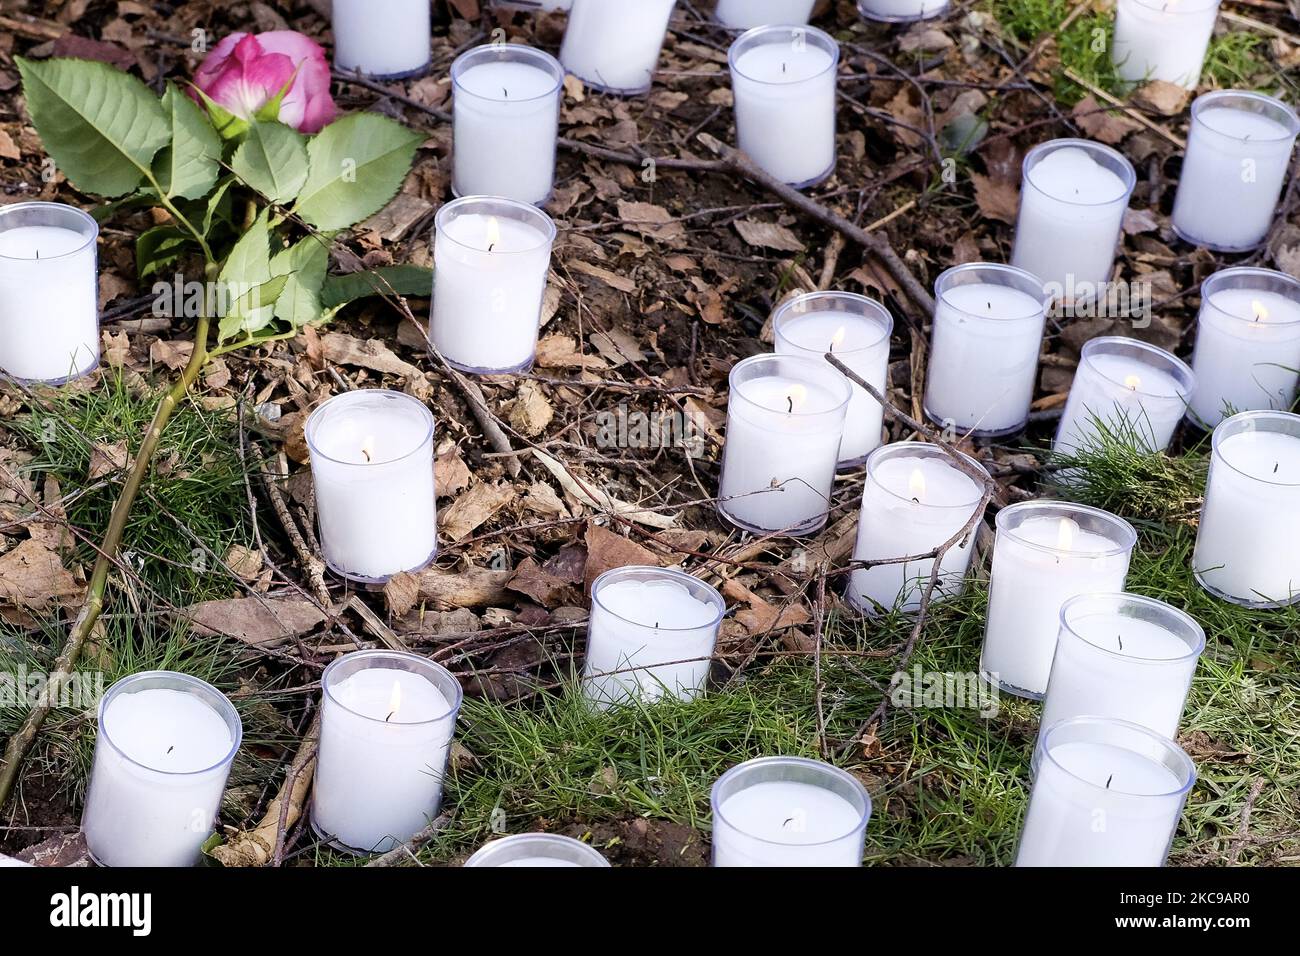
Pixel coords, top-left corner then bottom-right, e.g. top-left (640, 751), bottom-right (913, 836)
top-left (908, 468), bottom-right (926, 503)
top-left (385, 680), bottom-right (402, 723)
top-left (829, 326), bottom-right (847, 352)
top-left (786, 384), bottom-right (808, 412)
top-left (360, 436), bottom-right (376, 463)
top-left (486, 216), bottom-right (502, 253)
top-left (1056, 517), bottom-right (1079, 551)
top-left (1252, 299), bottom-right (1270, 322)
top-left (1123, 374), bottom-right (1142, 391)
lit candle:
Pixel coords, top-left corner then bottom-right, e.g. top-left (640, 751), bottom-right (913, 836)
top-left (717, 354), bottom-right (852, 535)
top-left (332, 0), bottom-right (431, 79)
top-left (924, 263), bottom-right (1049, 438)
top-left (773, 291), bottom-right (893, 465)
top-left (1011, 140), bottom-right (1136, 301)
top-left (1054, 337), bottom-right (1195, 456)
top-left (1112, 0), bottom-right (1222, 90)
top-left (715, 0), bottom-right (816, 29)
top-left (82, 672), bottom-right (241, 868)
top-left (1016, 716), bottom-right (1195, 867)
top-left (582, 566), bottom-right (726, 707)
top-left (1188, 267), bottom-right (1300, 428)
top-left (429, 196), bottom-right (556, 374)
top-left (558, 0), bottom-right (676, 95)
top-left (1194, 410), bottom-right (1300, 607)
top-left (728, 25), bottom-right (839, 188)
top-left (1172, 91), bottom-right (1300, 253)
top-left (465, 833), bottom-right (611, 867)
top-left (451, 44), bottom-right (564, 206)
top-left (305, 389), bottom-right (437, 584)
top-left (312, 651), bottom-right (463, 854)
top-left (847, 443), bottom-right (988, 615)
top-left (857, 0), bottom-right (949, 21)
top-left (0, 202), bottom-right (99, 384)
top-left (1042, 593), bottom-right (1205, 739)
top-left (980, 501), bottom-right (1136, 699)
top-left (711, 757), bottom-right (871, 867)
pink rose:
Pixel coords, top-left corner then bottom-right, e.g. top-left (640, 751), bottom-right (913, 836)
top-left (193, 31), bottom-right (336, 134)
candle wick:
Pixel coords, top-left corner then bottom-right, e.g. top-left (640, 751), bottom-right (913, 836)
top-left (782, 62), bottom-right (787, 74)
top-left (503, 87), bottom-right (509, 98)
top-left (911, 496), bottom-right (920, 503)
top-left (362, 449), bottom-right (371, 463)
top-left (166, 745), bottom-right (174, 754)
top-left (488, 242), bottom-right (496, 253)
top-left (1117, 634), bottom-right (1123, 651)
top-left (1105, 774), bottom-right (1113, 790)
top-left (828, 340), bottom-right (834, 353)
top-left (1274, 462), bottom-right (1280, 474)
top-left (385, 710), bottom-right (396, 723)
top-left (35, 249), bottom-right (40, 260)
top-left (786, 396), bottom-right (794, 413)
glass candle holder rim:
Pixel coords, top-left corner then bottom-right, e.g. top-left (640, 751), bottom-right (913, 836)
top-left (1080, 336), bottom-right (1196, 399)
top-left (1059, 591), bottom-right (1207, 664)
top-left (727, 352), bottom-right (854, 418)
top-left (451, 43), bottom-right (565, 104)
top-left (590, 565), bottom-right (726, 634)
top-left (464, 832), bottom-right (611, 867)
top-left (1210, 410), bottom-right (1300, 487)
top-left (304, 389), bottom-right (435, 468)
top-left (0, 201), bottom-right (100, 262)
top-left (1191, 89), bottom-right (1300, 142)
top-left (1120, 0), bottom-right (1222, 15)
top-left (710, 755), bottom-right (872, 848)
top-left (727, 23), bottom-right (842, 87)
top-left (1200, 266), bottom-right (1300, 328)
top-left (97, 670), bottom-right (243, 778)
top-left (322, 649), bottom-right (464, 726)
top-left (435, 195), bottom-right (558, 255)
top-left (1038, 715), bottom-right (1197, 798)
top-left (771, 291), bottom-right (894, 356)
top-left (1021, 138), bottom-right (1138, 208)
top-left (864, 441), bottom-right (989, 510)
top-left (934, 262), bottom-right (1050, 322)
top-left (995, 499), bottom-right (1138, 558)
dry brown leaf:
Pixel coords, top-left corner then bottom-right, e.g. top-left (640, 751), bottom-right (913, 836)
top-left (440, 481), bottom-right (515, 541)
top-left (320, 331), bottom-right (423, 379)
top-left (1072, 95), bottom-right (1141, 145)
top-left (1132, 81), bottom-right (1190, 116)
top-left (733, 218), bottom-right (805, 252)
top-left (0, 539), bottom-right (83, 611)
top-left (583, 521), bottom-right (661, 592)
top-left (184, 597), bottom-right (326, 647)
top-left (385, 566), bottom-right (512, 613)
top-left (970, 172), bottom-right (1020, 225)
top-left (88, 441), bottom-right (129, 481)
top-left (435, 444), bottom-right (472, 498)
top-left (224, 544), bottom-right (264, 581)
top-left (615, 200), bottom-right (686, 243)
top-left (507, 380), bottom-right (555, 437)
top-left (569, 259), bottom-right (637, 294)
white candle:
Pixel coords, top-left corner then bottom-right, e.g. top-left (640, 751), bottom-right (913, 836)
top-left (1188, 268), bottom-right (1300, 428)
top-left (492, 0), bottom-right (572, 10)
top-left (847, 443), bottom-right (988, 615)
top-left (715, 0), bottom-right (816, 29)
top-left (0, 854), bottom-right (30, 866)
top-left (1054, 337), bottom-right (1194, 456)
top-left (464, 833), bottom-right (610, 867)
top-left (1016, 716), bottom-right (1195, 867)
top-left (924, 263), bottom-right (1049, 437)
top-left (857, 0), bottom-right (949, 21)
top-left (1113, 0), bottom-right (1221, 90)
top-left (773, 291), bottom-right (892, 465)
top-left (82, 672), bottom-right (241, 868)
top-left (1194, 411), bottom-right (1300, 607)
top-left (1011, 140), bottom-right (1135, 300)
top-left (332, 0), bottom-right (431, 79)
top-left (717, 354), bottom-right (851, 535)
top-left (980, 502), bottom-right (1136, 699)
top-left (582, 566), bottom-right (725, 707)
top-left (452, 44), bottom-right (563, 205)
top-left (430, 197), bottom-right (556, 374)
top-left (312, 651), bottom-right (463, 853)
top-left (728, 25), bottom-right (839, 188)
top-left (1172, 92), bottom-right (1300, 253)
top-left (1042, 594), bottom-right (1204, 739)
top-left (711, 757), bottom-right (871, 867)
top-left (305, 389), bottom-right (437, 584)
top-left (559, 0), bottom-right (676, 95)
top-left (0, 202), bottom-right (99, 384)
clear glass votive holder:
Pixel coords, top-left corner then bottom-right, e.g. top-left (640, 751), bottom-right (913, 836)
top-left (558, 0), bottom-right (677, 96)
top-left (0, 201), bottom-right (100, 385)
top-left (82, 671), bottom-right (242, 868)
top-left (332, 0), bottom-right (431, 79)
top-left (717, 353), bottom-right (852, 537)
top-left (980, 501), bottom-right (1137, 700)
top-left (305, 389), bottom-right (437, 585)
top-left (312, 650), bottom-right (464, 854)
top-left (715, 0), bottom-right (816, 30)
top-left (1172, 91), bottom-right (1300, 253)
top-left (429, 195), bottom-right (557, 375)
top-left (924, 263), bottom-right (1050, 438)
top-left (582, 565), bottom-right (726, 708)
top-left (711, 756), bottom-right (872, 867)
top-left (1113, 0), bottom-right (1222, 91)
top-left (728, 24), bottom-right (841, 189)
top-left (1011, 139), bottom-right (1137, 301)
top-left (856, 0), bottom-right (950, 24)
top-left (772, 290), bottom-right (893, 466)
top-left (1015, 716), bottom-right (1196, 867)
top-left (1042, 593), bottom-right (1205, 739)
top-left (464, 833), bottom-right (611, 867)
top-left (1194, 410), bottom-right (1300, 607)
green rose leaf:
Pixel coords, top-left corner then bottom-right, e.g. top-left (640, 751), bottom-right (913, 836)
top-left (136, 224), bottom-right (192, 279)
top-left (217, 210), bottom-right (274, 342)
top-left (271, 237), bottom-right (329, 330)
top-left (17, 57), bottom-right (169, 197)
top-left (157, 84), bottom-right (221, 200)
top-left (320, 265), bottom-right (434, 317)
top-left (231, 122), bottom-right (309, 205)
top-left (295, 113), bottom-right (424, 231)
top-left (217, 275), bottom-right (290, 346)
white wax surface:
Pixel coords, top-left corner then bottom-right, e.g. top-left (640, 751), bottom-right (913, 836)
top-left (713, 781), bottom-right (863, 866)
top-left (333, 0), bottom-right (430, 77)
top-left (596, 578), bottom-right (717, 628)
top-left (1191, 288), bottom-right (1300, 425)
top-left (873, 455), bottom-right (980, 506)
top-left (101, 688), bottom-right (234, 772)
top-left (1028, 147), bottom-right (1128, 205)
top-left (925, 282), bottom-right (1046, 434)
top-left (0, 225), bottom-right (85, 257)
top-left (500, 857), bottom-right (581, 867)
top-left (1055, 351), bottom-right (1189, 455)
top-left (559, 0), bottom-right (676, 94)
top-left (333, 667), bottom-right (451, 723)
top-left (858, 0), bottom-right (949, 19)
top-left (1113, 0), bottom-right (1219, 90)
top-left (1051, 741), bottom-right (1183, 794)
top-left (715, 0), bottom-right (816, 28)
